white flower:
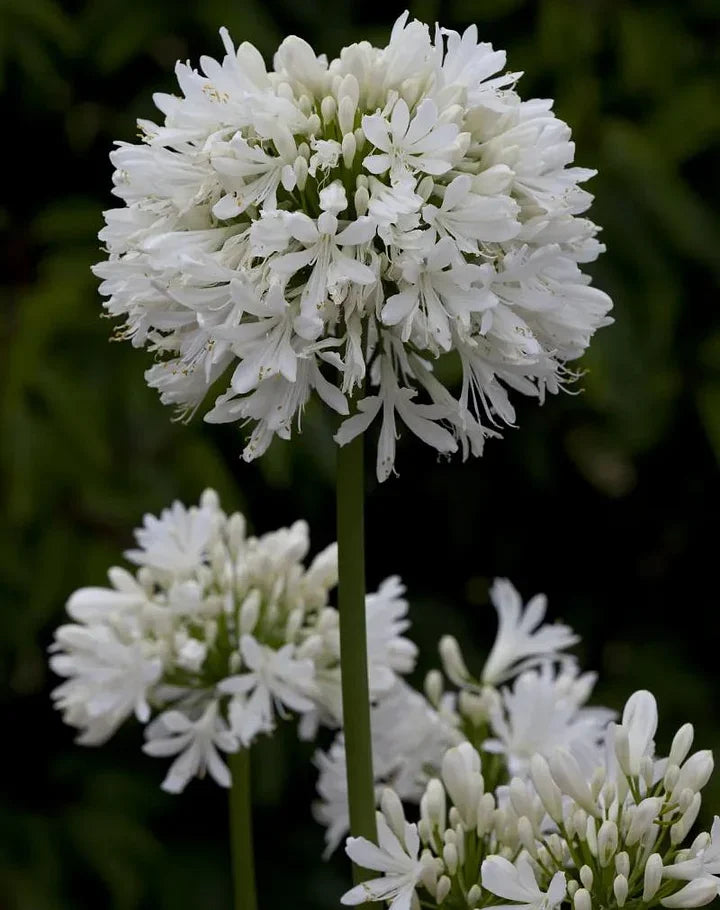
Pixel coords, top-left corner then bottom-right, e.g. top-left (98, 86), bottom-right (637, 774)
top-left (143, 700), bottom-right (238, 793)
top-left (485, 664), bottom-right (614, 776)
top-left (219, 635), bottom-right (316, 745)
top-left (95, 14), bottom-right (611, 478)
top-left (664, 817), bottom-right (720, 882)
top-left (342, 815), bottom-right (424, 910)
top-left (482, 578), bottom-right (578, 685)
top-left (481, 855), bottom-right (566, 910)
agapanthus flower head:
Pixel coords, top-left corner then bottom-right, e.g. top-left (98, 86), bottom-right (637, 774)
top-left (50, 490), bottom-right (415, 792)
top-left (94, 12), bottom-right (612, 479)
top-left (341, 691), bottom-right (720, 910)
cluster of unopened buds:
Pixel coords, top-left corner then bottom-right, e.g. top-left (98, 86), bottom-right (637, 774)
top-left (341, 691), bottom-right (720, 910)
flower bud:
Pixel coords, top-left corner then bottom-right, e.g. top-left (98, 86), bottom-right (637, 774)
top-left (353, 126), bottom-right (366, 154)
top-left (615, 852), bottom-right (630, 878)
top-left (517, 816), bottom-right (537, 857)
top-left (338, 96), bottom-right (357, 135)
top-left (293, 156), bottom-right (308, 191)
top-left (297, 141), bottom-right (310, 160)
top-left (417, 175), bottom-right (434, 201)
top-left (477, 792), bottom-right (495, 837)
top-left (574, 887), bottom-right (592, 910)
top-left (579, 866), bottom-right (593, 890)
top-left (467, 884), bottom-right (482, 907)
top-left (438, 636), bottom-right (470, 687)
top-left (678, 787), bottom-right (695, 814)
top-left (442, 843), bottom-right (458, 875)
top-left (449, 806), bottom-right (461, 829)
top-left (573, 809), bottom-right (589, 840)
top-left (640, 756), bottom-right (655, 789)
top-left (419, 850), bottom-right (439, 893)
top-left (424, 670), bottom-right (444, 706)
top-left (613, 874), bottom-right (628, 907)
top-left (530, 754), bottom-right (564, 822)
top-left (306, 113), bottom-right (321, 134)
top-left (342, 132), bottom-right (356, 169)
top-left (669, 725), bottom-right (695, 768)
top-left (568, 881), bottom-right (579, 899)
top-left (598, 819), bottom-right (619, 866)
top-left (509, 778), bottom-right (532, 819)
top-left (643, 854), bottom-right (663, 901)
top-left (671, 793), bottom-right (702, 845)
top-left (626, 797), bottom-right (663, 846)
top-left (239, 589), bottom-right (261, 634)
top-left (673, 751), bottom-right (714, 800)
top-left (458, 690), bottom-right (487, 726)
top-left (549, 749), bottom-right (599, 816)
top-left (284, 607), bottom-right (303, 642)
top-left (613, 724), bottom-right (632, 777)
top-left (321, 95), bottom-right (337, 123)
top-left (422, 778), bottom-right (447, 832)
top-left (353, 186), bottom-right (369, 217)
top-left (381, 788), bottom-right (406, 841)
top-left (665, 764), bottom-right (681, 792)
top-left (586, 816), bottom-right (598, 856)
top-left (591, 766), bottom-right (606, 800)
top-left (436, 876), bottom-right (451, 904)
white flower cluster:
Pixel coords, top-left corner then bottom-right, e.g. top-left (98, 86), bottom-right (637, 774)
top-left (94, 12), bottom-right (612, 479)
top-left (342, 691), bottom-right (720, 910)
top-left (49, 490), bottom-right (416, 793)
top-left (314, 578), bottom-right (610, 854)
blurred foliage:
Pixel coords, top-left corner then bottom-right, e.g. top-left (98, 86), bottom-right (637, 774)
top-left (1, 0), bottom-right (719, 907)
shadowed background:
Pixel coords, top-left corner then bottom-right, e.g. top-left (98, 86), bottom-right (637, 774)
top-left (1, 0), bottom-right (719, 907)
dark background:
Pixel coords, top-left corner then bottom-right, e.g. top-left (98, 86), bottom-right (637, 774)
top-left (1, 0), bottom-right (719, 907)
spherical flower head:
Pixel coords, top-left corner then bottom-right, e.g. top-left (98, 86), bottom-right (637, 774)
top-left (49, 490), bottom-right (416, 792)
top-left (94, 12), bottom-right (613, 480)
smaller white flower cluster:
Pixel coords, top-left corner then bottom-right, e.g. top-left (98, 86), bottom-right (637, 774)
top-left (50, 490), bottom-right (415, 793)
top-left (314, 578), bottom-right (606, 854)
top-left (341, 691), bottom-right (720, 910)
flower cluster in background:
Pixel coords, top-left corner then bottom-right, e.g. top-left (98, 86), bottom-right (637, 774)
top-left (50, 490), bottom-right (415, 792)
top-left (342, 692), bottom-right (720, 910)
top-left (94, 12), bottom-right (612, 480)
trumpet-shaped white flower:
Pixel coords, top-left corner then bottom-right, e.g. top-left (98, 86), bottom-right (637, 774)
top-left (143, 700), bottom-right (238, 793)
top-left (94, 13), bottom-right (611, 479)
top-left (481, 856), bottom-right (566, 910)
top-left (482, 578), bottom-right (578, 685)
top-left (342, 815), bottom-right (424, 910)
top-left (50, 490), bottom-right (418, 791)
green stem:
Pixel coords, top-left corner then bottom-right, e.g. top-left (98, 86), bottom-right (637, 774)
top-left (228, 748), bottom-right (258, 910)
top-left (337, 432), bottom-right (378, 881)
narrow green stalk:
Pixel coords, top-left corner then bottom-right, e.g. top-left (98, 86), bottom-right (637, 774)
top-left (228, 748), bottom-right (258, 910)
top-left (337, 432), bottom-right (378, 882)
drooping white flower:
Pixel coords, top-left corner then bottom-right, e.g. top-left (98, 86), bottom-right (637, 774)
top-left (481, 578), bottom-right (578, 685)
top-left (342, 814), bottom-right (424, 910)
top-left (481, 855), bottom-right (566, 910)
top-left (143, 700), bottom-right (238, 793)
top-left (94, 14), bottom-right (612, 479)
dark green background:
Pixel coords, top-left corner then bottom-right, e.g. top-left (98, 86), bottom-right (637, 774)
top-left (1, 0), bottom-right (719, 907)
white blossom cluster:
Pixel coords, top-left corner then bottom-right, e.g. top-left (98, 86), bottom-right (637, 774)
top-left (49, 490), bottom-right (416, 793)
top-left (314, 578), bottom-right (612, 854)
top-left (94, 12), bottom-right (612, 480)
top-left (342, 691), bottom-right (720, 910)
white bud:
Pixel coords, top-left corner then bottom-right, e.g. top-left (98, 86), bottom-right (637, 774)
top-left (381, 789), bottom-right (406, 841)
top-left (517, 816), bottom-right (537, 857)
top-left (353, 186), bottom-right (369, 217)
top-left (229, 649), bottom-right (241, 672)
top-left (530, 754), bottom-right (564, 822)
top-left (421, 778), bottom-right (446, 832)
top-left (276, 81), bottom-right (294, 101)
top-left (417, 818), bottom-right (431, 845)
top-left (424, 670), bottom-right (444, 706)
top-left (341, 132), bottom-right (356, 169)
top-left (568, 881), bottom-right (579, 899)
top-left (579, 866), bottom-right (593, 890)
top-left (442, 843), bottom-right (458, 875)
top-left (674, 751), bottom-right (714, 800)
top-left (598, 819), bottom-right (619, 866)
top-left (613, 724), bottom-right (632, 777)
top-left (436, 876), bottom-right (451, 904)
top-left (353, 126), bottom-right (366, 154)
top-left (640, 756), bottom-right (655, 789)
top-left (678, 788), bottom-right (695, 813)
top-left (627, 797), bottom-right (663, 846)
top-left (671, 792), bottom-right (702, 845)
top-left (644, 854), bottom-right (664, 901)
top-left (337, 95), bottom-right (357, 135)
top-left (477, 792), bottom-right (495, 837)
top-left (458, 690), bottom-right (487, 726)
top-left (574, 808), bottom-right (589, 840)
top-left (574, 887), bottom-right (592, 910)
top-left (665, 764), bottom-right (681, 792)
top-left (284, 607), bottom-right (303, 642)
top-left (467, 884), bottom-right (482, 907)
top-left (509, 778), bottom-right (531, 819)
top-left (448, 806), bottom-right (461, 829)
top-left (297, 141), bottom-right (310, 159)
top-left (239, 589), bottom-right (261, 634)
top-left (439, 636), bottom-right (471, 687)
top-left (615, 852), bottom-right (630, 878)
top-left (549, 749), bottom-right (600, 816)
top-left (419, 851), bottom-right (439, 894)
top-left (614, 874), bottom-right (629, 907)
top-left (670, 725), bottom-right (695, 767)
top-left (591, 766), bottom-right (606, 800)
top-left (661, 878), bottom-right (719, 908)
top-left (306, 113), bottom-right (321, 135)
top-left (298, 93), bottom-right (313, 115)
top-left (293, 156), bottom-right (308, 191)
top-left (584, 815), bottom-right (598, 857)
top-left (320, 95), bottom-right (337, 123)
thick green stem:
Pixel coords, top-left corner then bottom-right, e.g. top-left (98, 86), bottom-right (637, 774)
top-left (337, 433), bottom-right (378, 882)
top-left (228, 748), bottom-right (258, 910)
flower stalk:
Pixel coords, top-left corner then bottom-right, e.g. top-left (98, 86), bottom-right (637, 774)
top-left (229, 748), bottom-right (258, 910)
top-left (336, 431), bottom-right (378, 879)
